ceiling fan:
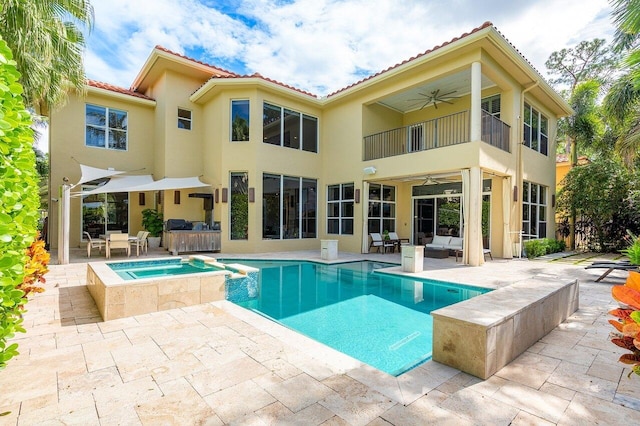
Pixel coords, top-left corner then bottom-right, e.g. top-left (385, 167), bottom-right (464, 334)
top-left (407, 89), bottom-right (460, 110)
top-left (421, 175), bottom-right (442, 185)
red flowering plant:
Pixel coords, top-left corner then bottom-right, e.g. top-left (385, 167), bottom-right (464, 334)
top-left (610, 270), bottom-right (640, 377)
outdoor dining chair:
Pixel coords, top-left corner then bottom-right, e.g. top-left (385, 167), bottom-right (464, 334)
top-left (106, 233), bottom-right (130, 258)
top-left (84, 231), bottom-right (105, 258)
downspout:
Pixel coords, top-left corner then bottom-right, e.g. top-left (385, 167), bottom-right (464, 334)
top-left (516, 81), bottom-right (539, 255)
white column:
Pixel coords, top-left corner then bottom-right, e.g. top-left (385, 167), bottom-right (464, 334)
top-left (57, 184), bottom-right (70, 265)
top-left (470, 62), bottom-right (482, 142)
top-left (468, 166), bottom-right (484, 266)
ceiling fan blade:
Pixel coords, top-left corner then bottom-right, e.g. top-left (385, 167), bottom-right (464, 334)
top-left (439, 90), bottom-right (457, 98)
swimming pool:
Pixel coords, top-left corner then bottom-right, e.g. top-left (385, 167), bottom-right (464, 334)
top-left (222, 259), bottom-right (491, 376)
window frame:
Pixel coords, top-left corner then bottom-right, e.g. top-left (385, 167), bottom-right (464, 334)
top-left (523, 103), bottom-right (549, 156)
top-left (368, 183), bottom-right (396, 234)
top-left (262, 101), bottom-right (318, 152)
top-left (230, 99), bottom-right (250, 142)
top-left (327, 183), bottom-right (354, 235)
top-left (522, 181), bottom-right (547, 240)
top-left (177, 108), bottom-right (192, 130)
top-left (230, 172), bottom-right (249, 240)
top-left (262, 173), bottom-right (317, 240)
top-left (85, 103), bottom-right (128, 151)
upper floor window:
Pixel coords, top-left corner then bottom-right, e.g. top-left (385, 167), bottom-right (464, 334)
top-left (523, 103), bottom-right (548, 156)
top-left (231, 100), bottom-right (250, 141)
top-left (327, 183), bottom-right (354, 235)
top-left (481, 95), bottom-right (501, 119)
top-left (85, 104), bottom-right (127, 150)
top-left (263, 102), bottom-right (317, 152)
top-left (178, 108), bottom-right (192, 130)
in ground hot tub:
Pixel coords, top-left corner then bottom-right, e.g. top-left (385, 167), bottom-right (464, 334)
top-left (86, 255), bottom-right (254, 321)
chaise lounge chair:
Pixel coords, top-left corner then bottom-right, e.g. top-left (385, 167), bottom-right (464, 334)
top-left (585, 260), bottom-right (638, 282)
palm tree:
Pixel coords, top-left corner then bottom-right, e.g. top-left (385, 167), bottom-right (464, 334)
top-left (603, 73), bottom-right (640, 166)
top-left (0, 0), bottom-right (94, 114)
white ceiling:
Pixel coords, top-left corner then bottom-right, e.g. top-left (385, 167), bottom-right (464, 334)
top-left (377, 69), bottom-right (495, 113)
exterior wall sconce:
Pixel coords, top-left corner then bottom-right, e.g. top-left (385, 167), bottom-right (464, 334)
top-left (513, 185), bottom-right (518, 202)
top-left (552, 194), bottom-right (556, 207)
top-left (249, 188), bottom-right (255, 203)
top-left (156, 191), bottom-right (162, 205)
top-left (174, 190), bottom-right (181, 204)
top-left (355, 189), bottom-right (360, 203)
top-left (222, 188), bottom-right (228, 203)
top-left (215, 188), bottom-right (219, 203)
top-left (138, 193), bottom-right (145, 206)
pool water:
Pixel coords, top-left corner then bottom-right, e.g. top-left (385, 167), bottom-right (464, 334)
top-left (108, 258), bottom-right (223, 280)
top-left (223, 260), bottom-right (490, 376)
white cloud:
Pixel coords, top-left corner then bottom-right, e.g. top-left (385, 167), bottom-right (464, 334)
top-left (82, 0), bottom-right (616, 95)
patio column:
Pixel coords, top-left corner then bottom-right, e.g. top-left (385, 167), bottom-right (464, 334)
top-left (470, 61), bottom-right (482, 142)
top-left (57, 184), bottom-right (71, 265)
top-left (463, 167), bottom-right (484, 266)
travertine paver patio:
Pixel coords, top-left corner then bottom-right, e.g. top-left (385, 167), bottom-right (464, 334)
top-left (1, 248), bottom-right (640, 425)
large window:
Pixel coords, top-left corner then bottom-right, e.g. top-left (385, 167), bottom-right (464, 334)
top-left (327, 183), bottom-right (354, 235)
top-left (263, 174), bottom-right (316, 239)
top-left (368, 184), bottom-right (396, 233)
top-left (522, 181), bottom-right (547, 239)
top-left (85, 104), bottom-right (128, 150)
top-left (230, 172), bottom-right (248, 240)
top-left (82, 182), bottom-right (129, 238)
top-left (523, 103), bottom-right (549, 155)
top-left (231, 100), bottom-right (250, 141)
top-left (263, 102), bottom-right (317, 152)
top-left (178, 108), bottom-right (192, 130)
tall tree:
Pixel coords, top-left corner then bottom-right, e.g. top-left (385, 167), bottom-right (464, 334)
top-left (546, 40), bottom-right (619, 249)
top-left (603, 73), bottom-right (640, 166)
top-left (0, 0), bottom-right (94, 114)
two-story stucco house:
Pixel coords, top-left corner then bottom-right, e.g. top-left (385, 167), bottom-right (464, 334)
top-left (48, 22), bottom-right (572, 266)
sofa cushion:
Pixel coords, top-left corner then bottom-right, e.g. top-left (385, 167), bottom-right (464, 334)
top-left (431, 235), bottom-right (451, 246)
top-left (448, 237), bottom-right (463, 249)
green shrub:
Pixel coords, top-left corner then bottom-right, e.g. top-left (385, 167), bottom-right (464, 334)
top-left (621, 234), bottom-right (640, 265)
top-left (0, 37), bottom-right (39, 369)
top-left (524, 238), bottom-right (566, 259)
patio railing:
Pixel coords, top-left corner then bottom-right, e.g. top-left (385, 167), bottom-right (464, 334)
top-left (363, 110), bottom-right (510, 161)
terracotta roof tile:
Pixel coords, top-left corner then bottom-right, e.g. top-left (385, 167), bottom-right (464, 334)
top-left (326, 22), bottom-right (494, 98)
top-left (87, 80), bottom-right (154, 101)
top-left (198, 72), bottom-right (319, 98)
top-left (154, 45), bottom-right (239, 77)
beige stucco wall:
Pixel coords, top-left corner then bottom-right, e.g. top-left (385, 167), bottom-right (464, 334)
top-left (48, 34), bottom-right (565, 258)
top-left (49, 90), bottom-right (156, 249)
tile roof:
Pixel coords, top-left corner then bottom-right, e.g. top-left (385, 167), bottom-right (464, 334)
top-left (153, 45), bottom-right (239, 78)
top-left (87, 80), bottom-right (154, 101)
top-left (326, 22), bottom-right (494, 98)
top-left (200, 72), bottom-right (318, 98)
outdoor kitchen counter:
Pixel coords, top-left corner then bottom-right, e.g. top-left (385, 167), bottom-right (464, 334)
top-left (164, 230), bottom-right (221, 255)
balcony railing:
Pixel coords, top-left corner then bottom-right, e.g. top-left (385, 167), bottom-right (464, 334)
top-left (363, 110), bottom-right (510, 161)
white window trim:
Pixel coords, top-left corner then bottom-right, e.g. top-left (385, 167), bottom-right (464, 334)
top-left (327, 183), bottom-right (354, 235)
top-left (85, 103), bottom-right (128, 151)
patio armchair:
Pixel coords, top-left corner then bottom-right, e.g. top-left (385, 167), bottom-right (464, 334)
top-left (130, 231), bottom-right (149, 256)
top-left (369, 232), bottom-right (395, 254)
top-left (84, 231), bottom-right (105, 258)
top-left (107, 233), bottom-right (130, 259)
top-left (388, 232), bottom-right (410, 251)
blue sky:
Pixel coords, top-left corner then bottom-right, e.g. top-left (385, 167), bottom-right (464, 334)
top-left (85, 0), bottom-right (615, 97)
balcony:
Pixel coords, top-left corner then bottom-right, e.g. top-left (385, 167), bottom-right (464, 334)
top-left (363, 110), bottom-right (510, 161)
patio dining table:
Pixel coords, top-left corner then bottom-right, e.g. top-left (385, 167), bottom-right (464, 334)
top-left (99, 234), bottom-right (142, 257)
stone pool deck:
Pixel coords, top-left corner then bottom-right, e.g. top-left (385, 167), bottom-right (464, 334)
top-left (1, 249), bottom-right (640, 425)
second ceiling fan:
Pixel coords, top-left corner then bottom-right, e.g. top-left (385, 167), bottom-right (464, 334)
top-left (408, 89), bottom-right (460, 110)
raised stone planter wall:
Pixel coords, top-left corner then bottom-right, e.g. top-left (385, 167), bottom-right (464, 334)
top-left (431, 278), bottom-right (579, 379)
